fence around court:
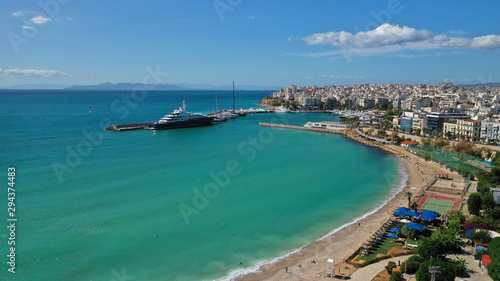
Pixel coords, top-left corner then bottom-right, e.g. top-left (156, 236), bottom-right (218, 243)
top-left (406, 144), bottom-right (494, 175)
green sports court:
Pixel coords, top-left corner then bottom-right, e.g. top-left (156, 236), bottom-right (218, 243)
top-left (418, 195), bottom-right (459, 215)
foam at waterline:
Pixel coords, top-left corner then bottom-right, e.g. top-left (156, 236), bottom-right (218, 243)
top-left (217, 158), bottom-right (408, 281)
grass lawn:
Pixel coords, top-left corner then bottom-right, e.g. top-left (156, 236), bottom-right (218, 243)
top-left (353, 223), bottom-right (438, 264)
top-left (354, 237), bottom-right (404, 263)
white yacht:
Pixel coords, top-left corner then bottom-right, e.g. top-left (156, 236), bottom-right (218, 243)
top-left (147, 101), bottom-right (214, 130)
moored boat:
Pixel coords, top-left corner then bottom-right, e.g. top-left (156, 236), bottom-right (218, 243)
top-left (146, 101), bottom-right (214, 130)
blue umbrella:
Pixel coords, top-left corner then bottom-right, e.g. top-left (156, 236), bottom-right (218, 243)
top-left (390, 227), bottom-right (401, 233)
top-left (420, 210), bottom-right (439, 220)
top-left (388, 233), bottom-right (399, 239)
top-left (406, 211), bottom-right (422, 217)
top-left (407, 222), bottom-right (424, 231)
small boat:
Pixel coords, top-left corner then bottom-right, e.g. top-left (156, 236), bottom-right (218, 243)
top-left (89, 103), bottom-right (95, 113)
top-left (274, 106), bottom-right (290, 113)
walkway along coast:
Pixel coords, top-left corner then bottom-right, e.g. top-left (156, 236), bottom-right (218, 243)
top-left (233, 123), bottom-right (466, 281)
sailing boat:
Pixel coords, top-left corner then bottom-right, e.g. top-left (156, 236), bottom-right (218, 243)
top-left (233, 81), bottom-right (246, 116)
top-left (89, 103), bottom-right (95, 113)
top-left (212, 93), bottom-right (228, 122)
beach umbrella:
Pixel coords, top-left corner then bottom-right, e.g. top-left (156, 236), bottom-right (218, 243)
top-left (390, 227), bottom-right (401, 233)
top-left (420, 210), bottom-right (439, 221)
top-left (388, 233), bottom-right (399, 239)
top-left (405, 211), bottom-right (422, 217)
top-left (407, 222), bottom-right (424, 231)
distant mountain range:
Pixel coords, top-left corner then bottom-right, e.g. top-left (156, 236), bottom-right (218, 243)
top-left (65, 82), bottom-right (187, 91)
top-left (459, 83), bottom-right (500, 87)
top-left (1, 84), bottom-right (67, 90)
top-left (1, 82), bottom-right (281, 91)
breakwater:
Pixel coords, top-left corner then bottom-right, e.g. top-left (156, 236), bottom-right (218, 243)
top-left (258, 122), bottom-right (345, 134)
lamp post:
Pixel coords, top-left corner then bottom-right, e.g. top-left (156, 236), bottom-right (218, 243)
top-left (405, 240), bottom-right (407, 273)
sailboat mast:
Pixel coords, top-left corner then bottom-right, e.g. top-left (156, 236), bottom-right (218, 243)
top-left (232, 81), bottom-right (236, 113)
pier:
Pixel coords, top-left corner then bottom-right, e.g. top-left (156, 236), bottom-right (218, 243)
top-left (258, 122), bottom-right (346, 135)
top-left (105, 122), bottom-right (152, 131)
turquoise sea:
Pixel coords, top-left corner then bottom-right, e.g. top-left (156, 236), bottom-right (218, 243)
top-left (0, 90), bottom-right (403, 281)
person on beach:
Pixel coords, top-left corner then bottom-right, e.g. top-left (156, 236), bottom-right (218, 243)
top-left (286, 267), bottom-right (288, 273)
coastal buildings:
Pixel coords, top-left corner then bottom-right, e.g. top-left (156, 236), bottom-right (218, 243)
top-left (481, 119), bottom-right (500, 140)
top-left (457, 119), bottom-right (482, 139)
top-left (266, 82), bottom-right (500, 137)
top-left (426, 112), bottom-right (470, 131)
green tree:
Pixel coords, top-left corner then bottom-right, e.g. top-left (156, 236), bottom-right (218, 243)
top-left (470, 229), bottom-right (492, 244)
top-left (385, 261), bottom-right (397, 274)
top-left (402, 255), bottom-right (423, 274)
top-left (488, 260), bottom-right (500, 281)
top-left (390, 271), bottom-right (402, 281)
top-left (488, 238), bottom-right (500, 281)
top-left (483, 192), bottom-right (496, 211)
top-left (467, 193), bottom-right (483, 216)
top-left (405, 191), bottom-right (413, 209)
top-left (402, 225), bottom-right (417, 239)
top-left (446, 211), bottom-right (465, 233)
top-left (415, 258), bottom-right (456, 281)
top-left (418, 237), bottom-right (445, 260)
top-left (487, 207), bottom-right (500, 220)
top-left (453, 257), bottom-right (468, 277)
top-left (436, 232), bottom-right (461, 253)
top-left (490, 237), bottom-right (500, 260)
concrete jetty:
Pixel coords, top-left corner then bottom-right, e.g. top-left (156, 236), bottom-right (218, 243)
top-left (258, 122), bottom-right (345, 134)
top-left (105, 122), bottom-right (152, 131)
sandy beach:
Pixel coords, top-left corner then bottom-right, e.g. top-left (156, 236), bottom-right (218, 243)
top-left (233, 130), bottom-right (455, 281)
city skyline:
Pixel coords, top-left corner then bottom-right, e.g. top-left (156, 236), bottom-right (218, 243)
top-left (1, 0), bottom-right (500, 88)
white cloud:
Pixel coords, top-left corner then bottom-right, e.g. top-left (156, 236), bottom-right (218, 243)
top-left (471, 35), bottom-right (500, 49)
top-left (0, 68), bottom-right (70, 77)
top-left (248, 16), bottom-right (255, 20)
top-left (304, 24), bottom-right (433, 47)
top-left (305, 76), bottom-right (315, 80)
top-left (20, 25), bottom-right (34, 30)
top-left (320, 75), bottom-right (364, 80)
top-left (433, 34), bottom-right (500, 50)
top-left (66, 17), bottom-right (73, 21)
top-left (31, 15), bottom-right (51, 25)
top-left (299, 24), bottom-right (500, 59)
top-left (12, 10), bottom-right (31, 17)
top-left (288, 37), bottom-right (292, 42)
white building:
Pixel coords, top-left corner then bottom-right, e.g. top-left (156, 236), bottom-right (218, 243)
top-left (481, 119), bottom-right (500, 140)
top-left (304, 121), bottom-right (352, 130)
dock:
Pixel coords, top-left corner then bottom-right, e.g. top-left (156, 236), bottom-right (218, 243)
top-left (105, 122), bottom-right (152, 131)
top-left (259, 122), bottom-right (345, 134)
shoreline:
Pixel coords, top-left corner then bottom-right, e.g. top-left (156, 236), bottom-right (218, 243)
top-left (224, 129), bottom-right (448, 281)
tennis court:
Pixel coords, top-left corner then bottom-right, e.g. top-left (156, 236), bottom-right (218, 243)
top-left (418, 195), bottom-right (459, 215)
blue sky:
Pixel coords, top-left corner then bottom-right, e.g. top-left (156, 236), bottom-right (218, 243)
top-left (1, 0), bottom-right (500, 88)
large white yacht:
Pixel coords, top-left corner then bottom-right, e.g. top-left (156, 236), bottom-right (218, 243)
top-left (147, 101), bottom-right (214, 130)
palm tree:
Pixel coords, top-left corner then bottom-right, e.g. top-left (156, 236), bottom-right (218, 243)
top-left (405, 191), bottom-right (413, 209)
